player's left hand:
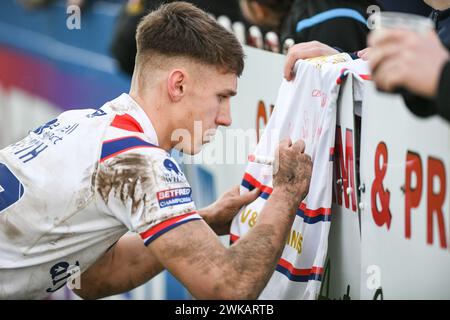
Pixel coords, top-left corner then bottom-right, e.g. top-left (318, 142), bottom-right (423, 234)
top-left (368, 29), bottom-right (449, 97)
top-left (200, 185), bottom-right (260, 235)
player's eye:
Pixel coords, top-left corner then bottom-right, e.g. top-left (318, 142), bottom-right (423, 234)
top-left (218, 95), bottom-right (227, 103)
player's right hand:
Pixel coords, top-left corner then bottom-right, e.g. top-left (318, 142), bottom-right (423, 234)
top-left (272, 138), bottom-right (312, 200)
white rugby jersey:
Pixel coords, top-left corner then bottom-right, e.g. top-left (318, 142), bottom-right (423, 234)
top-left (0, 93), bottom-right (201, 299)
top-left (230, 55), bottom-right (370, 299)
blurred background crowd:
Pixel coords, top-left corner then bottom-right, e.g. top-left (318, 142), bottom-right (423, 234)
top-left (1, 0), bottom-right (448, 150)
top-left (12, 0), bottom-right (443, 77)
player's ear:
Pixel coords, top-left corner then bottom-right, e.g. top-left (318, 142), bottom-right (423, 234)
top-left (167, 69), bottom-right (187, 102)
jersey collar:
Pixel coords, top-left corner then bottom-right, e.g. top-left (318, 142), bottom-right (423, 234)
top-left (114, 93), bottom-right (160, 147)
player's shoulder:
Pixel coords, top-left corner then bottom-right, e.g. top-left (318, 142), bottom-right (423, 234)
top-left (98, 112), bottom-right (180, 182)
top-left (98, 94), bottom-right (167, 161)
top-left (95, 140), bottom-right (190, 222)
top-left (98, 138), bottom-right (182, 182)
top-left (93, 93), bottom-right (189, 184)
top-left (100, 114), bottom-right (166, 164)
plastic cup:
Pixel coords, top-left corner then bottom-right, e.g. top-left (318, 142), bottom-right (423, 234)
top-left (371, 11), bottom-right (435, 34)
top-left (369, 12), bottom-right (436, 94)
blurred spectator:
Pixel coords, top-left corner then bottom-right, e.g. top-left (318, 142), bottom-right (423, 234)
top-left (240, 0), bottom-right (377, 53)
top-left (19, 0), bottom-right (123, 11)
top-left (111, 0), bottom-right (244, 76)
top-left (283, 0), bottom-right (377, 50)
top-left (369, 0), bottom-right (450, 122)
top-left (376, 0), bottom-right (432, 16)
top-left (238, 0), bottom-right (293, 33)
top-left (426, 0), bottom-right (450, 47)
top-left (66, 0), bottom-right (90, 12)
top-left (369, 29), bottom-right (450, 122)
top-left (284, 0), bottom-right (450, 80)
top-left (182, 0), bottom-right (244, 22)
top-left (18, 0), bottom-right (55, 9)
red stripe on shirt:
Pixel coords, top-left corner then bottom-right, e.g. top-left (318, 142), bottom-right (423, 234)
top-left (230, 233), bottom-right (240, 243)
top-left (110, 114), bottom-right (144, 133)
top-left (140, 211), bottom-right (198, 240)
top-left (299, 203), bottom-right (331, 217)
top-left (278, 258), bottom-right (324, 276)
top-left (243, 173), bottom-right (274, 195)
top-left (230, 233), bottom-right (323, 276)
top-left (243, 172), bottom-right (331, 216)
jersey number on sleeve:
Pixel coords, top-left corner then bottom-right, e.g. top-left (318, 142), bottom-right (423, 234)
top-left (0, 163), bottom-right (25, 213)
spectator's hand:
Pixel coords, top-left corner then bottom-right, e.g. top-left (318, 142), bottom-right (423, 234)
top-left (273, 138), bottom-right (312, 200)
top-left (284, 41), bottom-right (339, 81)
top-left (368, 29), bottom-right (449, 97)
top-left (357, 47), bottom-right (372, 61)
top-left (200, 185), bottom-right (260, 235)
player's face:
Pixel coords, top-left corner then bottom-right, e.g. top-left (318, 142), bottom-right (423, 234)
top-left (174, 66), bottom-right (237, 155)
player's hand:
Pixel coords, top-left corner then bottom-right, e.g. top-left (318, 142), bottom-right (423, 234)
top-left (284, 41), bottom-right (339, 81)
top-left (200, 185), bottom-right (260, 235)
top-left (273, 138), bottom-right (312, 200)
top-left (368, 29), bottom-right (449, 97)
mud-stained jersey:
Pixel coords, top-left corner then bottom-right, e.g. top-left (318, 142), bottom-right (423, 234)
top-left (0, 93), bottom-right (200, 299)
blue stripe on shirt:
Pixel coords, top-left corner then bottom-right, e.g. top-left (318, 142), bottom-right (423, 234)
top-left (101, 136), bottom-right (157, 161)
top-left (296, 8), bottom-right (367, 33)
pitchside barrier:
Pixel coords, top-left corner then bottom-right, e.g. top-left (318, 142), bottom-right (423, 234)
top-left (209, 50), bottom-right (450, 300)
top-left (1, 1), bottom-right (450, 299)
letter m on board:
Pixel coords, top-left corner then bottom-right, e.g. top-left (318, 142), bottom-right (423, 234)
top-left (333, 125), bottom-right (357, 212)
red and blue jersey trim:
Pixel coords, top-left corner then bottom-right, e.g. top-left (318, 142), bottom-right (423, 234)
top-left (241, 173), bottom-right (273, 200)
top-left (100, 113), bottom-right (163, 162)
top-left (241, 172), bottom-right (331, 224)
top-left (276, 259), bottom-right (323, 282)
top-left (100, 136), bottom-right (158, 162)
top-left (229, 233), bottom-right (323, 282)
top-left (110, 113), bottom-right (145, 133)
top-left (140, 211), bottom-right (202, 246)
top-left (297, 203), bottom-right (331, 224)
top-left (336, 68), bottom-right (371, 84)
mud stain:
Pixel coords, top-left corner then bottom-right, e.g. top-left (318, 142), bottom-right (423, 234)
top-left (0, 216), bottom-right (23, 240)
top-left (109, 103), bottom-right (130, 113)
top-left (96, 153), bottom-right (157, 215)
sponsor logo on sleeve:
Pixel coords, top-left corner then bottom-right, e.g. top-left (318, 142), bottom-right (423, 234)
top-left (157, 187), bottom-right (193, 208)
top-left (161, 158), bottom-right (187, 183)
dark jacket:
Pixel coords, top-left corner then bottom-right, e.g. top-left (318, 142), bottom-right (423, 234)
top-left (376, 0), bottom-right (431, 17)
top-left (432, 8), bottom-right (450, 48)
top-left (280, 0), bottom-right (377, 52)
top-left (401, 8), bottom-right (450, 122)
top-left (436, 61), bottom-right (450, 122)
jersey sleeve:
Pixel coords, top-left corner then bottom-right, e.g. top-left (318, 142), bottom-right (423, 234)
top-left (95, 142), bottom-right (201, 246)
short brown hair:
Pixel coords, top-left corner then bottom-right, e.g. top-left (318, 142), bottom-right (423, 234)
top-left (135, 1), bottom-right (245, 76)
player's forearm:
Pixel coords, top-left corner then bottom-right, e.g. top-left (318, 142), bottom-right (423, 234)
top-left (74, 235), bottom-right (164, 299)
top-left (79, 260), bottom-right (164, 300)
top-left (221, 189), bottom-right (299, 299)
top-left (197, 206), bottom-right (217, 232)
top-left (197, 206), bottom-right (232, 236)
top-left (75, 259), bottom-right (164, 300)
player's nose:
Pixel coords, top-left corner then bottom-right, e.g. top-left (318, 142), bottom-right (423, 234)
top-left (216, 103), bottom-right (232, 127)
